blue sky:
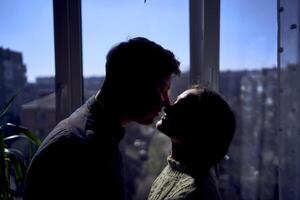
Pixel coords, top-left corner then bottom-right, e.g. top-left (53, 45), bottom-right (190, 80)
top-left (0, 0), bottom-right (277, 82)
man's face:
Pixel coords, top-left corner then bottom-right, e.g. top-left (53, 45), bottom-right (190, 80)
top-left (134, 76), bottom-right (171, 125)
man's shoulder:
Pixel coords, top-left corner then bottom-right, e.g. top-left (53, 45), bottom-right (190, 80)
top-left (45, 100), bottom-right (99, 142)
top-left (33, 119), bottom-right (80, 157)
top-left (41, 117), bottom-right (83, 147)
top-left (35, 105), bottom-right (93, 155)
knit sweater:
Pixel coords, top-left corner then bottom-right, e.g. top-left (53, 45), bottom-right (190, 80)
top-left (148, 156), bottom-right (222, 200)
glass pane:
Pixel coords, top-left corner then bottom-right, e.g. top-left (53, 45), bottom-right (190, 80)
top-left (0, 1), bottom-right (55, 137)
top-left (82, 1), bottom-right (189, 199)
top-left (82, 0), bottom-right (189, 99)
top-left (278, 0), bottom-right (300, 199)
top-left (219, 0), bottom-right (278, 200)
top-left (0, 1), bottom-right (54, 195)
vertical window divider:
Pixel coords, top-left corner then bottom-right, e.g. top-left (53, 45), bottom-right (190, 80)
top-left (53, 0), bottom-right (84, 122)
top-left (189, 0), bottom-right (220, 91)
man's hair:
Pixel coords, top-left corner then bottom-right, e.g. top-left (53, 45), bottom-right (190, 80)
top-left (105, 37), bottom-right (180, 84)
top-left (183, 86), bottom-right (236, 165)
top-left (102, 37), bottom-right (181, 118)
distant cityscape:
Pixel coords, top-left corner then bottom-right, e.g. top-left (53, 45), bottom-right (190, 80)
top-left (0, 46), bottom-right (287, 200)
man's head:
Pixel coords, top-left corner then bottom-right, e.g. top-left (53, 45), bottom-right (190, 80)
top-left (157, 85), bottom-right (235, 167)
top-left (101, 37), bottom-right (181, 125)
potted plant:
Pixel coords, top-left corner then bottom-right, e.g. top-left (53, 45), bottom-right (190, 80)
top-left (0, 93), bottom-right (41, 200)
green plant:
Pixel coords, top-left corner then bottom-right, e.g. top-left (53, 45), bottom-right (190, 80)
top-left (0, 93), bottom-right (41, 200)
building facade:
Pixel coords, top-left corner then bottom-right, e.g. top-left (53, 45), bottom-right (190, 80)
top-left (0, 47), bottom-right (27, 124)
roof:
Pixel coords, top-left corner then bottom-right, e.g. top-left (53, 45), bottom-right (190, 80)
top-left (22, 92), bottom-right (55, 110)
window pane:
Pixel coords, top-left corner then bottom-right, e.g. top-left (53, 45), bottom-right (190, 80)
top-left (219, 0), bottom-right (278, 200)
top-left (82, 0), bottom-right (189, 99)
top-left (0, 1), bottom-right (55, 138)
top-left (82, 1), bottom-right (189, 199)
top-left (278, 0), bottom-right (300, 199)
top-left (0, 1), bottom-right (55, 194)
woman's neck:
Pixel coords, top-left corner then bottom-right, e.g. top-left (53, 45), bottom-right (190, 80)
top-left (171, 142), bottom-right (188, 163)
top-left (171, 141), bottom-right (211, 175)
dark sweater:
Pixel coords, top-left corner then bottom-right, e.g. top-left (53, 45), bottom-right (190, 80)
top-left (23, 96), bottom-right (125, 200)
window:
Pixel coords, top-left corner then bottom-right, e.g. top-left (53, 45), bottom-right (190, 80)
top-left (219, 0), bottom-right (278, 199)
top-left (82, 1), bottom-right (189, 199)
top-left (0, 1), bottom-right (55, 196)
top-left (82, 0), bottom-right (189, 100)
top-left (0, 1), bottom-right (56, 140)
top-left (278, 0), bottom-right (300, 199)
top-left (2, 1), bottom-right (298, 199)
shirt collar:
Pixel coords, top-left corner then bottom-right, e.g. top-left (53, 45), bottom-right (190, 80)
top-left (167, 155), bottom-right (189, 173)
top-left (87, 95), bottom-right (125, 142)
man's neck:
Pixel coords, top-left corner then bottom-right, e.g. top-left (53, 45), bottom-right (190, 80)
top-left (95, 89), bottom-right (131, 127)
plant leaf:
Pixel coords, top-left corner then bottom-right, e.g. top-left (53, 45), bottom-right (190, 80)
top-left (0, 129), bottom-right (5, 156)
top-left (6, 148), bottom-right (26, 183)
top-left (0, 91), bottom-right (20, 120)
top-left (5, 123), bottom-right (42, 146)
top-left (0, 129), bottom-right (8, 189)
top-left (4, 135), bottom-right (28, 143)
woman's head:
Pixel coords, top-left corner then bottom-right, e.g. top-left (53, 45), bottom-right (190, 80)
top-left (156, 85), bottom-right (236, 167)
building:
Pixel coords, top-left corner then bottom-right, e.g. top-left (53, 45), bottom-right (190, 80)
top-left (217, 68), bottom-right (279, 200)
top-left (20, 76), bottom-right (105, 139)
top-left (0, 47), bottom-right (27, 124)
top-left (21, 93), bottom-right (56, 139)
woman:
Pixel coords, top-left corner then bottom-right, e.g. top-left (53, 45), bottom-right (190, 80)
top-left (148, 85), bottom-right (236, 200)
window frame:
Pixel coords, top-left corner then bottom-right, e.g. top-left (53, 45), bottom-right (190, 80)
top-left (53, 0), bottom-right (84, 122)
top-left (52, 0), bottom-right (220, 121)
top-left (189, 0), bottom-right (220, 90)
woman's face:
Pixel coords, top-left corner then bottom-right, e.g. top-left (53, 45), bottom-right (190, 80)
top-left (156, 88), bottom-right (199, 141)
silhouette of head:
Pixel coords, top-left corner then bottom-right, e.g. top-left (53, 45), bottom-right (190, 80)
top-left (101, 37), bottom-right (181, 125)
top-left (157, 85), bottom-right (235, 169)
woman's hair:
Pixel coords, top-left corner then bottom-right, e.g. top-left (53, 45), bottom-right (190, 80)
top-left (182, 85), bottom-right (236, 166)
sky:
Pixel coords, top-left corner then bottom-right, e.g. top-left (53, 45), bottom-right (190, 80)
top-left (0, 0), bottom-right (277, 82)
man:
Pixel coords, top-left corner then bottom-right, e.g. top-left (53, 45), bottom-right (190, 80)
top-left (23, 37), bottom-right (180, 200)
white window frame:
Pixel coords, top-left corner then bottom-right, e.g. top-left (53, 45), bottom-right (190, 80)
top-left (189, 0), bottom-right (220, 91)
top-left (53, 0), bottom-right (84, 122)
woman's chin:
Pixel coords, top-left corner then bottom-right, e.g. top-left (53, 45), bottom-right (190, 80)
top-left (156, 119), bottom-right (163, 130)
top-left (157, 119), bottom-right (170, 134)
